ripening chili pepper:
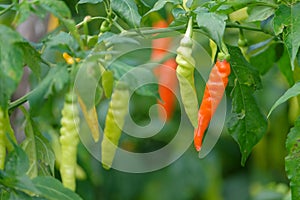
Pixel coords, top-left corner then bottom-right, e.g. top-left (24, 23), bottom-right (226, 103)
top-left (151, 19), bottom-right (171, 60)
top-left (152, 19), bottom-right (178, 121)
top-left (59, 91), bottom-right (80, 191)
top-left (0, 107), bottom-right (5, 170)
top-left (154, 59), bottom-right (178, 121)
top-left (101, 82), bottom-right (129, 169)
top-left (194, 58), bottom-right (231, 151)
top-left (175, 17), bottom-right (198, 127)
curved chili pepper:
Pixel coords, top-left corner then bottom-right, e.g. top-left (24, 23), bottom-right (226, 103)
top-left (194, 59), bottom-right (231, 151)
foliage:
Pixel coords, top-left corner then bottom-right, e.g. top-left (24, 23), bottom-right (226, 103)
top-left (0, 0), bottom-right (299, 199)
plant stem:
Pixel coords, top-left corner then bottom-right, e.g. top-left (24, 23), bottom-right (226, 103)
top-left (247, 1), bottom-right (278, 9)
top-left (226, 22), bottom-right (264, 32)
top-left (113, 18), bottom-right (126, 33)
top-left (76, 16), bottom-right (107, 29)
top-left (104, 0), bottom-right (111, 16)
top-left (183, 0), bottom-right (189, 11)
top-left (9, 92), bottom-right (30, 111)
top-left (121, 22), bottom-right (264, 37)
top-left (121, 25), bottom-right (186, 36)
top-left (185, 17), bottom-right (193, 38)
top-left (0, 3), bottom-right (14, 16)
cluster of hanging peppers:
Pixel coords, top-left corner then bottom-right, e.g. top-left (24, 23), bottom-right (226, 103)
top-left (58, 14), bottom-right (231, 183)
top-left (175, 17), bottom-right (231, 151)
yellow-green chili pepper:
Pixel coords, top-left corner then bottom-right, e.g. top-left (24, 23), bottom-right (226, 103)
top-left (101, 82), bottom-right (129, 169)
top-left (175, 17), bottom-right (198, 128)
top-left (59, 91), bottom-right (80, 191)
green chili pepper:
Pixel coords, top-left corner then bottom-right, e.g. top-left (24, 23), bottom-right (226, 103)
top-left (59, 91), bottom-right (80, 191)
top-left (102, 70), bottom-right (114, 98)
top-left (101, 82), bottom-right (129, 169)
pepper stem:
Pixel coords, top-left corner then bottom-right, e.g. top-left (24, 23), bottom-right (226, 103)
top-left (183, 0), bottom-right (189, 11)
top-left (218, 42), bottom-right (230, 61)
top-left (185, 17), bottom-right (193, 38)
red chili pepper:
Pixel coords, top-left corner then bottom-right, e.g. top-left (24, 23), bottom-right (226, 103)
top-left (194, 59), bottom-right (231, 151)
top-left (155, 59), bottom-right (178, 121)
top-left (151, 20), bottom-right (170, 60)
top-left (152, 19), bottom-right (178, 121)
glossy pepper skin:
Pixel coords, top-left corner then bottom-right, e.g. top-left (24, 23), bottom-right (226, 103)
top-left (194, 59), bottom-right (231, 151)
top-left (175, 18), bottom-right (198, 127)
top-left (101, 83), bottom-right (129, 169)
top-left (0, 107), bottom-right (5, 170)
top-left (59, 91), bottom-right (80, 191)
top-left (152, 19), bottom-right (178, 121)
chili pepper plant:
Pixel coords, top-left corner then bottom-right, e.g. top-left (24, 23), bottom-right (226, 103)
top-left (0, 0), bottom-right (299, 199)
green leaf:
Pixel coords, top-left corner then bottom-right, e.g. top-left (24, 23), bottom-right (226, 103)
top-left (285, 116), bottom-right (300, 200)
top-left (250, 42), bottom-right (283, 75)
top-left (5, 146), bottom-right (29, 176)
top-left (0, 146), bottom-right (40, 196)
top-left (139, 0), bottom-right (153, 7)
top-left (32, 176), bottom-right (83, 200)
top-left (144, 0), bottom-right (182, 15)
top-left (246, 6), bottom-right (275, 22)
top-left (75, 58), bottom-right (102, 109)
top-left (247, 38), bottom-right (273, 55)
top-left (77, 0), bottom-right (102, 4)
top-left (28, 63), bottom-right (69, 115)
top-left (260, 15), bottom-right (275, 35)
top-left (273, 3), bottom-right (300, 70)
top-left (16, 42), bottom-right (42, 78)
top-left (268, 82), bottom-right (300, 118)
top-left (44, 31), bottom-right (78, 53)
top-left (39, 0), bottom-right (71, 19)
top-left (76, 0), bottom-right (103, 12)
top-left (195, 8), bottom-right (228, 49)
top-left (225, 0), bottom-right (262, 10)
top-left (0, 25), bottom-right (24, 109)
top-left (273, 4), bottom-right (290, 35)
top-left (189, 0), bottom-right (210, 9)
top-left (6, 190), bottom-right (43, 200)
top-left (277, 46), bottom-right (294, 86)
top-left (13, 0), bottom-right (31, 25)
top-left (0, 174), bottom-right (41, 197)
top-left (21, 108), bottom-right (55, 178)
top-left (12, 175), bottom-right (41, 196)
top-left (169, 15), bottom-right (188, 27)
top-left (227, 46), bottom-right (268, 166)
top-left (111, 0), bottom-right (141, 28)
top-left (109, 61), bottom-right (159, 97)
top-left (61, 18), bottom-right (84, 50)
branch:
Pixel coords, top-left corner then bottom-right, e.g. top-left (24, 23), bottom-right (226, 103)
top-left (0, 3), bottom-right (14, 16)
top-left (226, 22), bottom-right (264, 32)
